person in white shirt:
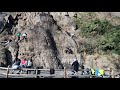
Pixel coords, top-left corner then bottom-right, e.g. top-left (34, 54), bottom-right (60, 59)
top-left (26, 58), bottom-right (33, 74)
top-left (22, 33), bottom-right (27, 42)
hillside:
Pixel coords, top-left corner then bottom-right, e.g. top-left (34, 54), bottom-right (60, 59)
top-left (0, 12), bottom-right (120, 74)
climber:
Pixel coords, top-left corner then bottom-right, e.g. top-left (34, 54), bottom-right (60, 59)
top-left (65, 47), bottom-right (73, 54)
top-left (4, 39), bottom-right (12, 45)
top-left (22, 33), bottom-right (27, 42)
top-left (17, 32), bottom-right (21, 42)
top-left (8, 15), bottom-right (14, 25)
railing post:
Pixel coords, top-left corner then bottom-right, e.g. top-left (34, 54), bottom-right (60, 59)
top-left (109, 68), bottom-right (111, 78)
top-left (26, 69), bottom-right (28, 77)
top-left (89, 69), bottom-right (92, 78)
top-left (35, 68), bottom-right (38, 78)
top-left (110, 68), bottom-right (113, 78)
top-left (64, 67), bottom-right (67, 78)
top-left (6, 65), bottom-right (10, 78)
top-left (112, 69), bottom-right (115, 78)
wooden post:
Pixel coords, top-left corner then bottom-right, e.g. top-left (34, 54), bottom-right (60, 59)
top-left (26, 69), bottom-right (28, 77)
top-left (6, 65), bottom-right (10, 78)
top-left (35, 68), bottom-right (38, 78)
top-left (110, 68), bottom-right (112, 78)
top-left (89, 69), bottom-right (92, 78)
top-left (110, 68), bottom-right (114, 78)
top-left (64, 67), bottom-right (67, 78)
top-left (112, 69), bottom-right (115, 78)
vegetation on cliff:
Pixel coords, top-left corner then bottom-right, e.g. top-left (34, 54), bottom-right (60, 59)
top-left (75, 12), bottom-right (120, 55)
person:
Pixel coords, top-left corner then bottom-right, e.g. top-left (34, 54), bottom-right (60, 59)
top-left (20, 58), bottom-right (27, 68)
top-left (22, 33), bottom-right (27, 42)
top-left (26, 58), bottom-right (33, 74)
top-left (95, 69), bottom-right (101, 78)
top-left (17, 58), bottom-right (27, 74)
top-left (4, 39), bottom-right (11, 45)
top-left (98, 69), bottom-right (105, 77)
top-left (11, 58), bottom-right (21, 74)
top-left (91, 68), bottom-right (95, 78)
top-left (86, 68), bottom-right (91, 75)
top-left (71, 59), bottom-right (80, 75)
top-left (26, 58), bottom-right (33, 68)
top-left (17, 32), bottom-right (21, 42)
top-left (65, 47), bottom-right (73, 54)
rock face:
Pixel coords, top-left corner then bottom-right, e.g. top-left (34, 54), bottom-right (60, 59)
top-left (6, 42), bottom-right (19, 62)
top-left (0, 44), bottom-right (7, 66)
top-left (17, 13), bottom-right (80, 69)
top-left (0, 12), bottom-right (86, 68)
top-left (0, 12), bottom-right (120, 72)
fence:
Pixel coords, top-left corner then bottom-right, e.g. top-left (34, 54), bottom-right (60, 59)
top-left (0, 66), bottom-right (119, 78)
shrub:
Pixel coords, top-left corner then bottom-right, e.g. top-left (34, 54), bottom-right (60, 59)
top-left (75, 18), bottom-right (112, 38)
top-left (75, 14), bottom-right (120, 55)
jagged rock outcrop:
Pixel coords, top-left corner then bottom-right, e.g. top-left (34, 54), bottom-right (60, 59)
top-left (17, 13), bottom-right (80, 69)
top-left (5, 41), bottom-right (19, 62)
top-left (0, 44), bottom-right (12, 67)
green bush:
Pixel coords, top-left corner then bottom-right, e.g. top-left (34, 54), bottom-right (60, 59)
top-left (98, 26), bottom-right (120, 55)
top-left (75, 15), bottom-right (120, 55)
top-left (77, 42), bottom-right (95, 54)
top-left (75, 18), bottom-right (112, 38)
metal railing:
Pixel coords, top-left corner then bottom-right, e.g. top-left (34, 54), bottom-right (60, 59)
top-left (0, 66), bottom-right (118, 78)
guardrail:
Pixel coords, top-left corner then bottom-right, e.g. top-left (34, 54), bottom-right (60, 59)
top-left (0, 66), bottom-right (119, 78)
top-left (0, 66), bottom-right (66, 78)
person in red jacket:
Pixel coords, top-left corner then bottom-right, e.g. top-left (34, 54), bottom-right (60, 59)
top-left (20, 58), bottom-right (27, 68)
top-left (17, 58), bottom-right (27, 74)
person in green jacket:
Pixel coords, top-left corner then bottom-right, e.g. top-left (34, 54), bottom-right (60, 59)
top-left (17, 32), bottom-right (21, 42)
